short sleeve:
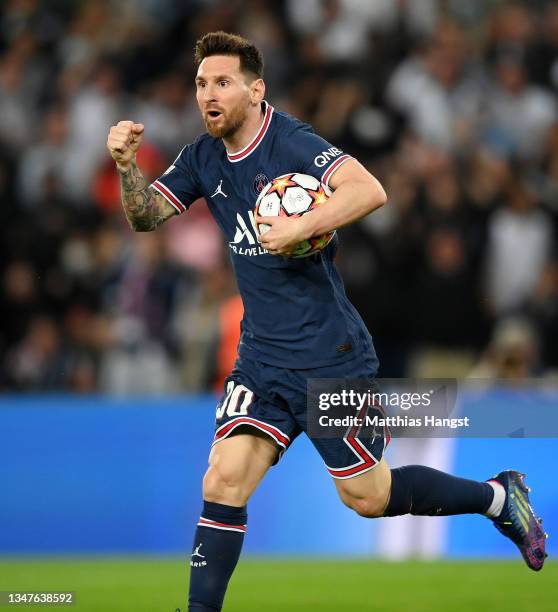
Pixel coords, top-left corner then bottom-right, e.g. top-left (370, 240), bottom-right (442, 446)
top-left (150, 144), bottom-right (202, 214)
top-left (286, 125), bottom-right (354, 189)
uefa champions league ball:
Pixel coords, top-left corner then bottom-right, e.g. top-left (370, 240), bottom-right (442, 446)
top-left (255, 173), bottom-right (335, 258)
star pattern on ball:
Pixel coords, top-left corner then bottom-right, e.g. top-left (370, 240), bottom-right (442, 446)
top-left (309, 186), bottom-right (329, 207)
top-left (267, 174), bottom-right (297, 198)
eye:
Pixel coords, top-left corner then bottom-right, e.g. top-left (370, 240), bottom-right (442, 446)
top-left (219, 80), bottom-right (229, 87)
top-left (197, 81), bottom-right (206, 89)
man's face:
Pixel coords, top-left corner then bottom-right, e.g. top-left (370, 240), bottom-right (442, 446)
top-left (195, 55), bottom-right (254, 139)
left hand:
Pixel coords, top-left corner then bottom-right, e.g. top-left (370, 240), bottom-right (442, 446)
top-left (256, 215), bottom-right (308, 256)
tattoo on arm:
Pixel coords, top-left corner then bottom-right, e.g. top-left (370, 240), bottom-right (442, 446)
top-left (119, 161), bottom-right (176, 231)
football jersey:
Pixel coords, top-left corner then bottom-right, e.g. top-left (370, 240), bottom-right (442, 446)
top-left (151, 101), bottom-right (379, 371)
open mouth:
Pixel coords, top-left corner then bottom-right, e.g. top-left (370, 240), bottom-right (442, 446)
top-left (207, 110), bottom-right (222, 119)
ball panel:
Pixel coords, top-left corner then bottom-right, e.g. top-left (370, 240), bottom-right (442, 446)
top-left (253, 173), bottom-right (334, 258)
top-left (291, 231), bottom-right (335, 258)
top-left (258, 192), bottom-right (281, 217)
top-left (257, 181), bottom-right (272, 199)
top-left (292, 240), bottom-right (312, 257)
top-left (282, 187), bottom-right (313, 215)
top-left (291, 173), bottom-right (320, 190)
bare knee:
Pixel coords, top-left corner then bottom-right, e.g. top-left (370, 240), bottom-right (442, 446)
top-left (342, 494), bottom-right (388, 518)
top-left (335, 459), bottom-right (392, 518)
top-left (203, 462), bottom-right (250, 506)
top-left (202, 432), bottom-right (279, 506)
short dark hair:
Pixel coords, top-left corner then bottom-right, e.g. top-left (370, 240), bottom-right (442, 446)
top-left (194, 31), bottom-right (264, 80)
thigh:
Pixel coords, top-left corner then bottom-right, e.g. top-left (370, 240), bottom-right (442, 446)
top-left (213, 358), bottom-right (302, 463)
top-left (204, 431), bottom-right (279, 505)
top-left (289, 355), bottom-right (390, 479)
top-left (310, 418), bottom-right (389, 479)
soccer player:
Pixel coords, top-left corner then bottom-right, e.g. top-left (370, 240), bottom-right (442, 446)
top-left (107, 32), bottom-right (547, 611)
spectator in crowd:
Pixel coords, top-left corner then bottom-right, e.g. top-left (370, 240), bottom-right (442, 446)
top-left (470, 316), bottom-right (542, 379)
top-left (481, 50), bottom-right (557, 160)
top-left (1, 0), bottom-right (557, 392)
top-left (386, 20), bottom-right (484, 152)
top-left (484, 174), bottom-right (554, 316)
top-left (17, 104), bottom-right (71, 206)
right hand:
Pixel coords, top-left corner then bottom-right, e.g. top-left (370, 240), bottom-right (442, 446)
top-left (107, 120), bottom-right (145, 171)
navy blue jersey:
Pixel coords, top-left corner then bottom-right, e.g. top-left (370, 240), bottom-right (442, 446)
top-left (151, 101), bottom-right (379, 371)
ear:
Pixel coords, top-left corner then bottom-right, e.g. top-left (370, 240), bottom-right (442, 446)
top-left (250, 78), bottom-right (265, 105)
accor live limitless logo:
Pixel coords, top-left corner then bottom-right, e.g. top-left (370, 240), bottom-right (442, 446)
top-left (229, 211), bottom-right (268, 256)
top-left (314, 147), bottom-right (342, 168)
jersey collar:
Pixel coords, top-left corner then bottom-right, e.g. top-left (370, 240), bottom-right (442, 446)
top-left (226, 101), bottom-right (274, 163)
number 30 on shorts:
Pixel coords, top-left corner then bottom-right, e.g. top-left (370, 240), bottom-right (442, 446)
top-left (216, 381), bottom-right (255, 419)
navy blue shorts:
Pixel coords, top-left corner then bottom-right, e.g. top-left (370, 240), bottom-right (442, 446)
top-left (213, 354), bottom-right (390, 479)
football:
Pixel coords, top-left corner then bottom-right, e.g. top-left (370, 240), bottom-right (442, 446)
top-left (255, 173), bottom-right (335, 258)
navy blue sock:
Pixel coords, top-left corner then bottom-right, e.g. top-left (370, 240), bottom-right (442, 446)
top-left (384, 465), bottom-right (494, 517)
top-left (188, 501), bottom-right (247, 612)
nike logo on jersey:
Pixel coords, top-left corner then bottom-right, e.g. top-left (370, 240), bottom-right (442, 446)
top-left (212, 179), bottom-right (228, 198)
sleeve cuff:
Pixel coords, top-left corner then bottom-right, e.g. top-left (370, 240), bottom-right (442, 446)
top-left (151, 180), bottom-right (187, 214)
top-left (321, 155), bottom-right (353, 188)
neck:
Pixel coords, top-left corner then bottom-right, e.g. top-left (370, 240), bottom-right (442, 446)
top-left (223, 102), bottom-right (265, 153)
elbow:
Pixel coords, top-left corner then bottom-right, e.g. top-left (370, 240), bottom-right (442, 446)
top-left (375, 184), bottom-right (388, 208)
top-left (367, 181), bottom-right (387, 212)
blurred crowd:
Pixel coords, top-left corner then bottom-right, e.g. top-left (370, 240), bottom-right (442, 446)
top-left (1, 0), bottom-right (557, 393)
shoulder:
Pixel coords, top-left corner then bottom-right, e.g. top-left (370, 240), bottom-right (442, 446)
top-left (271, 106), bottom-right (337, 158)
top-left (271, 106), bottom-right (316, 138)
top-left (176, 132), bottom-right (222, 167)
top-left (270, 107), bottom-right (328, 159)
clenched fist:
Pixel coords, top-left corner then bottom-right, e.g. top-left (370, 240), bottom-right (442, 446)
top-left (107, 121), bottom-right (145, 171)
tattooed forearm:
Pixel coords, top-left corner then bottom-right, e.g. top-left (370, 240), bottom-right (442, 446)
top-left (119, 161), bottom-right (175, 231)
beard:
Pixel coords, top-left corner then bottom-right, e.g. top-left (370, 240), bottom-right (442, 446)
top-left (203, 102), bottom-right (248, 139)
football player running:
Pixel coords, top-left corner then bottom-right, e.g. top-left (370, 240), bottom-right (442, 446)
top-left (107, 31), bottom-right (547, 612)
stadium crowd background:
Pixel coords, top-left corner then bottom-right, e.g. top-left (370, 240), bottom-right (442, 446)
top-left (1, 0), bottom-right (558, 393)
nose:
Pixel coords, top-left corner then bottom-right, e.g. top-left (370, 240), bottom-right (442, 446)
top-left (202, 83), bottom-right (217, 102)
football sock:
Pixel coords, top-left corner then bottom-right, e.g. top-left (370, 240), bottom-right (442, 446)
top-left (486, 480), bottom-right (506, 518)
top-left (383, 465), bottom-right (495, 517)
top-left (188, 501), bottom-right (247, 612)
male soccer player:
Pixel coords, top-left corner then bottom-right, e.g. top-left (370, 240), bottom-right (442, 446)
top-left (107, 31), bottom-right (547, 611)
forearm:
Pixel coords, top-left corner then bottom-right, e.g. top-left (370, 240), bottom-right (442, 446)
top-left (299, 178), bottom-right (387, 239)
top-left (118, 160), bottom-right (173, 231)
